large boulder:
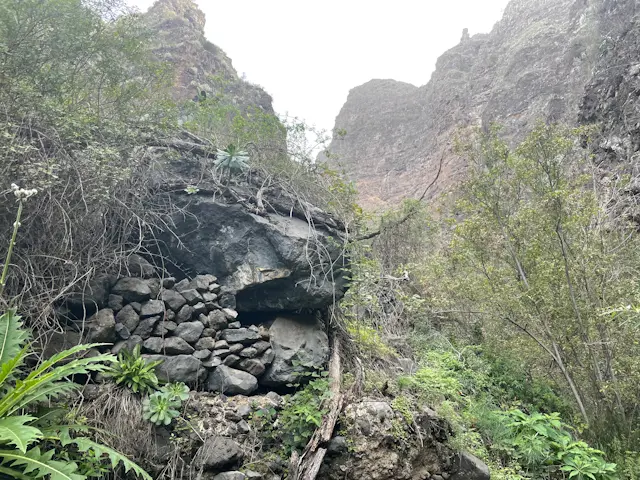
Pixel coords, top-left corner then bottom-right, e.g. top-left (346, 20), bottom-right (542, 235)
top-left (143, 354), bottom-right (205, 384)
top-left (196, 436), bottom-right (244, 470)
top-left (112, 278), bottom-right (151, 303)
top-left (261, 315), bottom-right (329, 387)
top-left (159, 198), bottom-right (346, 311)
top-left (207, 365), bottom-right (258, 395)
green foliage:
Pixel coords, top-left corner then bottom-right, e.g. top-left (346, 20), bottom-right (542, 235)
top-left (142, 382), bottom-right (189, 426)
top-left (103, 345), bottom-right (161, 394)
top-left (215, 144), bottom-right (250, 174)
top-left (491, 409), bottom-right (617, 480)
top-left (0, 309), bottom-right (150, 480)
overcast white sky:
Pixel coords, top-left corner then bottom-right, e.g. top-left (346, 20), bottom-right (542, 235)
top-left (128, 0), bottom-right (510, 133)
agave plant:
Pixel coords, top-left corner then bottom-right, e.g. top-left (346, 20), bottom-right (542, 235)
top-left (215, 144), bottom-right (250, 176)
top-left (0, 309), bottom-right (151, 480)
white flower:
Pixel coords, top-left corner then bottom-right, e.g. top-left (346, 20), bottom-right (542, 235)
top-left (10, 183), bottom-right (38, 201)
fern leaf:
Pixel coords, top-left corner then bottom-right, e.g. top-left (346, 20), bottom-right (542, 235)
top-left (58, 429), bottom-right (152, 480)
top-left (0, 344), bottom-right (28, 391)
top-left (0, 464), bottom-right (32, 479)
top-left (0, 446), bottom-right (85, 480)
top-left (0, 415), bottom-right (42, 452)
top-left (0, 309), bottom-right (29, 366)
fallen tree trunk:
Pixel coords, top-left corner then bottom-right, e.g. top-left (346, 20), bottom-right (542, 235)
top-left (289, 332), bottom-right (343, 480)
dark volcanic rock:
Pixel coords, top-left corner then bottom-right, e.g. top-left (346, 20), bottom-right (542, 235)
top-left (85, 308), bottom-right (116, 343)
top-left (262, 315), bottom-right (329, 387)
top-left (197, 436), bottom-right (243, 470)
top-left (112, 278), bottom-right (151, 303)
top-left (144, 354), bottom-right (205, 384)
top-left (207, 365), bottom-right (258, 395)
top-left (220, 328), bottom-right (260, 344)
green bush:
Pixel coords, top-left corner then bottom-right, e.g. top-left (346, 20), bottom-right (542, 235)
top-left (104, 345), bottom-right (162, 394)
top-left (0, 309), bottom-right (150, 479)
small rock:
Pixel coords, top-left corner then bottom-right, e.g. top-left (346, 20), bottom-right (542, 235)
top-left (227, 321), bottom-right (241, 329)
top-left (112, 277), bottom-right (151, 303)
top-left (113, 335), bottom-right (143, 355)
top-left (237, 404), bottom-right (252, 418)
top-left (125, 254), bottom-right (155, 278)
top-left (165, 309), bottom-right (176, 322)
top-left (213, 473), bottom-right (245, 480)
top-left (202, 327), bottom-right (216, 337)
top-left (146, 278), bottom-right (161, 298)
top-left (198, 436), bottom-right (243, 470)
top-left (181, 289), bottom-right (203, 306)
top-left (115, 323), bottom-right (131, 340)
top-left (221, 328), bottom-right (260, 344)
top-left (164, 337), bottom-right (195, 355)
top-left (207, 310), bottom-right (228, 330)
top-left (219, 293), bottom-right (236, 309)
top-left (222, 308), bottom-right (238, 320)
top-left (248, 325), bottom-right (259, 333)
top-left (451, 452), bottom-right (490, 480)
top-left (193, 349), bottom-right (211, 360)
top-left (207, 365), bottom-right (258, 395)
top-left (223, 354), bottom-right (241, 367)
top-left (133, 316), bottom-right (161, 340)
top-left (213, 349), bottom-right (232, 358)
top-left (176, 305), bottom-right (195, 324)
top-left (195, 337), bottom-right (217, 350)
top-left (161, 289), bottom-right (186, 311)
top-left (153, 320), bottom-right (178, 336)
top-left (193, 302), bottom-right (207, 315)
top-left (162, 277), bottom-right (176, 289)
top-left (190, 275), bottom-right (212, 292)
top-left (258, 325), bottom-right (270, 339)
top-left (107, 294), bottom-right (124, 311)
top-left (253, 341), bottom-right (271, 355)
top-left (203, 356), bottom-right (222, 368)
top-left (214, 339), bottom-right (229, 349)
top-left (86, 309), bottom-right (116, 343)
top-left (238, 359), bottom-right (265, 377)
top-left (260, 348), bottom-right (275, 365)
top-left (239, 347), bottom-right (258, 358)
top-left (140, 300), bottom-right (164, 319)
top-left (229, 343), bottom-right (244, 354)
top-left (202, 292), bottom-right (218, 302)
top-left (204, 301), bottom-right (219, 312)
top-left (208, 283), bottom-right (221, 293)
top-left (236, 420), bottom-right (250, 434)
top-left (175, 321), bottom-right (205, 344)
top-left (143, 337), bottom-right (164, 354)
top-left (174, 279), bottom-right (190, 292)
top-left (265, 391), bottom-right (283, 407)
top-left (130, 302), bottom-right (142, 313)
top-left (244, 472), bottom-right (263, 480)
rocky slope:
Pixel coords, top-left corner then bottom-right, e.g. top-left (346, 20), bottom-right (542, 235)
top-left (323, 0), bottom-right (605, 209)
top-left (144, 0), bottom-right (274, 112)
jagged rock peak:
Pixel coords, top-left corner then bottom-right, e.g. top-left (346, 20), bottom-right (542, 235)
top-left (147, 0), bottom-right (205, 33)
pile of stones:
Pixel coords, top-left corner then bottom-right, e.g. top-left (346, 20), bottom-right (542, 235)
top-left (87, 274), bottom-right (275, 395)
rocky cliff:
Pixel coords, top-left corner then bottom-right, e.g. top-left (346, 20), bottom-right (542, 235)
top-left (323, 0), bottom-right (605, 209)
top-left (145, 0), bottom-right (274, 112)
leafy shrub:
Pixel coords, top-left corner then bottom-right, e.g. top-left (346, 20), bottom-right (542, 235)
top-left (104, 344), bottom-right (162, 394)
top-left (0, 309), bottom-right (150, 479)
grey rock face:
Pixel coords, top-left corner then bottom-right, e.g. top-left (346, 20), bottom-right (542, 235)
top-left (181, 288), bottom-right (203, 305)
top-left (221, 328), bottom-right (260, 344)
top-left (85, 309), bottom-right (116, 343)
top-left (112, 277), bottom-right (151, 303)
top-left (322, 0), bottom-right (603, 209)
top-left (65, 275), bottom-right (115, 314)
top-left (262, 316), bottom-right (329, 387)
top-left (115, 323), bottom-right (131, 340)
top-left (207, 365), bottom-right (258, 395)
top-left (450, 452), bottom-right (490, 480)
top-left (223, 354), bottom-right (241, 367)
top-left (107, 294), bottom-right (124, 311)
top-left (158, 200), bottom-right (346, 311)
top-left (176, 305), bottom-right (195, 324)
top-left (207, 310), bottom-right (228, 330)
top-left (174, 321), bottom-right (205, 344)
top-left (161, 289), bottom-right (186, 311)
top-left (195, 337), bottom-right (217, 350)
top-left (144, 354), bottom-right (204, 384)
top-left (142, 337), bottom-right (164, 354)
